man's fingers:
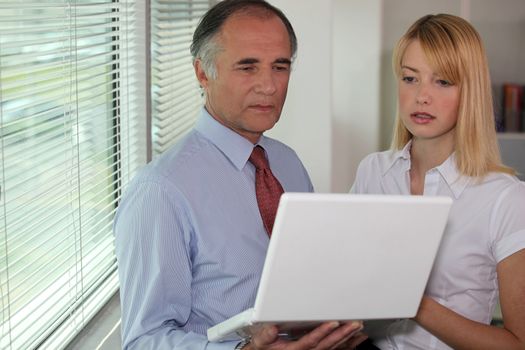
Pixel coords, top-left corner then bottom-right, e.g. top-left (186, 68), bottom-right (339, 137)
top-left (314, 321), bottom-right (363, 350)
top-left (286, 322), bottom-right (340, 350)
top-left (330, 325), bottom-right (365, 349)
top-left (250, 321), bottom-right (365, 350)
top-left (251, 325), bottom-right (279, 349)
top-left (344, 332), bottom-right (368, 349)
top-left (287, 321), bottom-right (363, 350)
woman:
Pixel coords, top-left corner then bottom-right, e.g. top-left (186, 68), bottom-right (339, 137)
top-left (351, 14), bottom-right (525, 350)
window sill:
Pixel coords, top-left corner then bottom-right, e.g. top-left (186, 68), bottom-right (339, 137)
top-left (65, 291), bottom-right (121, 350)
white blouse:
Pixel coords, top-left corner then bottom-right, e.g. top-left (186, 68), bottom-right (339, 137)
top-left (350, 142), bottom-right (525, 350)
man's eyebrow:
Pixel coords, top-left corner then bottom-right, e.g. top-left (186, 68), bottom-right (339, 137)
top-left (234, 58), bottom-right (292, 65)
top-left (274, 58), bottom-right (292, 65)
top-left (236, 58), bottom-right (259, 65)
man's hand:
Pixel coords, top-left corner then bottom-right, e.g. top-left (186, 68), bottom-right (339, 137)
top-left (247, 321), bottom-right (366, 350)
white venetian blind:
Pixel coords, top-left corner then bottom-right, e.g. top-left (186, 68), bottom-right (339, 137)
top-left (151, 0), bottom-right (210, 156)
top-left (0, 0), bottom-right (145, 349)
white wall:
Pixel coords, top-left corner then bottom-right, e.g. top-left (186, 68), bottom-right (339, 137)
top-left (331, 0), bottom-right (382, 192)
top-left (268, 0), bottom-right (382, 193)
top-left (470, 0), bottom-right (525, 122)
top-left (378, 0), bottom-right (525, 154)
top-left (267, 0), bottom-right (333, 192)
top-left (269, 0), bottom-right (525, 191)
top-left (379, 0), bottom-right (464, 149)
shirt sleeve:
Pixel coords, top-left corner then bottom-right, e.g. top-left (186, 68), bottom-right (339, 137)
top-left (490, 180), bottom-right (525, 263)
top-left (350, 155), bottom-right (373, 194)
top-left (299, 160), bottom-right (314, 193)
top-left (114, 179), bottom-right (220, 350)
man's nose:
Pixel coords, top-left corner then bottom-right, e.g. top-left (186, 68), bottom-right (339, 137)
top-left (254, 70), bottom-right (277, 95)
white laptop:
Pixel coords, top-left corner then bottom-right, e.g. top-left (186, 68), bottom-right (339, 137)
top-left (207, 193), bottom-right (452, 342)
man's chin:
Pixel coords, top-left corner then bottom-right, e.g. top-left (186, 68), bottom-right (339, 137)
top-left (253, 119), bottom-right (280, 133)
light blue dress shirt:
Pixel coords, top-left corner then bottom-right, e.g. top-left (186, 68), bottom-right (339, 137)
top-left (114, 108), bottom-right (314, 350)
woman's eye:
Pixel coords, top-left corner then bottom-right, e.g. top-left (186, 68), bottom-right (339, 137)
top-left (437, 79), bottom-right (453, 87)
top-left (402, 76), bottom-right (415, 83)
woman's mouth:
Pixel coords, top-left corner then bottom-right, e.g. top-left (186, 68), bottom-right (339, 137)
top-left (411, 112), bottom-right (435, 124)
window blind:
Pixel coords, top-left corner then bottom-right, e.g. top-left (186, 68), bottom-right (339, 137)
top-left (151, 0), bottom-right (210, 156)
top-left (0, 1), bottom-right (145, 349)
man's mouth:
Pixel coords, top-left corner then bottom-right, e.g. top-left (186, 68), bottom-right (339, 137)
top-left (250, 104), bottom-right (274, 112)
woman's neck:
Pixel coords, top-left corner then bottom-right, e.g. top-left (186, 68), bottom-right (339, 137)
top-left (409, 134), bottom-right (455, 195)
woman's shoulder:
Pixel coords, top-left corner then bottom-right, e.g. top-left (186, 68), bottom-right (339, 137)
top-left (351, 150), bottom-right (402, 194)
top-left (357, 149), bottom-right (400, 172)
top-left (483, 172), bottom-right (524, 190)
top-left (480, 172), bottom-right (525, 207)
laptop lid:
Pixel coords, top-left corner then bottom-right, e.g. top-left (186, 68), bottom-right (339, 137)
top-left (254, 193), bottom-right (451, 321)
top-left (209, 193), bottom-right (452, 341)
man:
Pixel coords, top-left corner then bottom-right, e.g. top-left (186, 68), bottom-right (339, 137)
top-left (114, 1), bottom-right (366, 349)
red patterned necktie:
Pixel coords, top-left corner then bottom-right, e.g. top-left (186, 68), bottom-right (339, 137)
top-left (249, 146), bottom-right (284, 236)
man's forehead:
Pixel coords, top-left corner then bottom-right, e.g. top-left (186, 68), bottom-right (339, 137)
top-left (215, 15), bottom-right (292, 61)
top-left (226, 7), bottom-right (278, 24)
top-left (218, 13), bottom-right (289, 43)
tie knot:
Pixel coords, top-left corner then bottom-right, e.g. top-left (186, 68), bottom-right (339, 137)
top-left (249, 146), bottom-right (269, 170)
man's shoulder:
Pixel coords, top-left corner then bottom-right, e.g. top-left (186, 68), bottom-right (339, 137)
top-left (135, 130), bottom-right (212, 184)
top-left (262, 136), bottom-right (300, 158)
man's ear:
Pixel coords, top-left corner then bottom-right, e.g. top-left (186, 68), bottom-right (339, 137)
top-left (194, 59), bottom-right (209, 89)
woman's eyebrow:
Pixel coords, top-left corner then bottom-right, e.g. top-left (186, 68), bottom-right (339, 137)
top-left (401, 65), bottom-right (418, 73)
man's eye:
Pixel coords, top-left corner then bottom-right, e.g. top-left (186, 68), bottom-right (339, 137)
top-left (273, 65), bottom-right (290, 72)
top-left (238, 66), bottom-right (255, 71)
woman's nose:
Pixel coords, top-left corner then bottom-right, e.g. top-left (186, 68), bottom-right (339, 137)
top-left (416, 85), bottom-right (431, 105)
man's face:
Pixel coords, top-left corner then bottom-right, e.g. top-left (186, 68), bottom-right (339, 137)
top-left (195, 13), bottom-right (292, 144)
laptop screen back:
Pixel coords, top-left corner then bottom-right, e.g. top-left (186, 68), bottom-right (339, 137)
top-left (252, 193), bottom-right (452, 322)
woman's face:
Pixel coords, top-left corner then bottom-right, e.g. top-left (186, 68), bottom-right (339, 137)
top-left (398, 40), bottom-right (460, 146)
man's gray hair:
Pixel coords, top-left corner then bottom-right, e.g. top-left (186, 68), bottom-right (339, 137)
top-left (190, 0), bottom-right (297, 80)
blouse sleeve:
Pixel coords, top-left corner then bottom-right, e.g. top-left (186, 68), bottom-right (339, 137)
top-left (490, 180), bottom-right (525, 263)
top-left (350, 154), bottom-right (375, 194)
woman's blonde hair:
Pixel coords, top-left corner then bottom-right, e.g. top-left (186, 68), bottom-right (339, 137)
top-left (391, 14), bottom-right (514, 177)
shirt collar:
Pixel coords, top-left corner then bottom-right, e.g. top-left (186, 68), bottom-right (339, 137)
top-left (382, 140), bottom-right (412, 177)
top-left (383, 140), bottom-right (470, 199)
top-left (434, 153), bottom-right (471, 199)
top-left (194, 108), bottom-right (266, 171)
